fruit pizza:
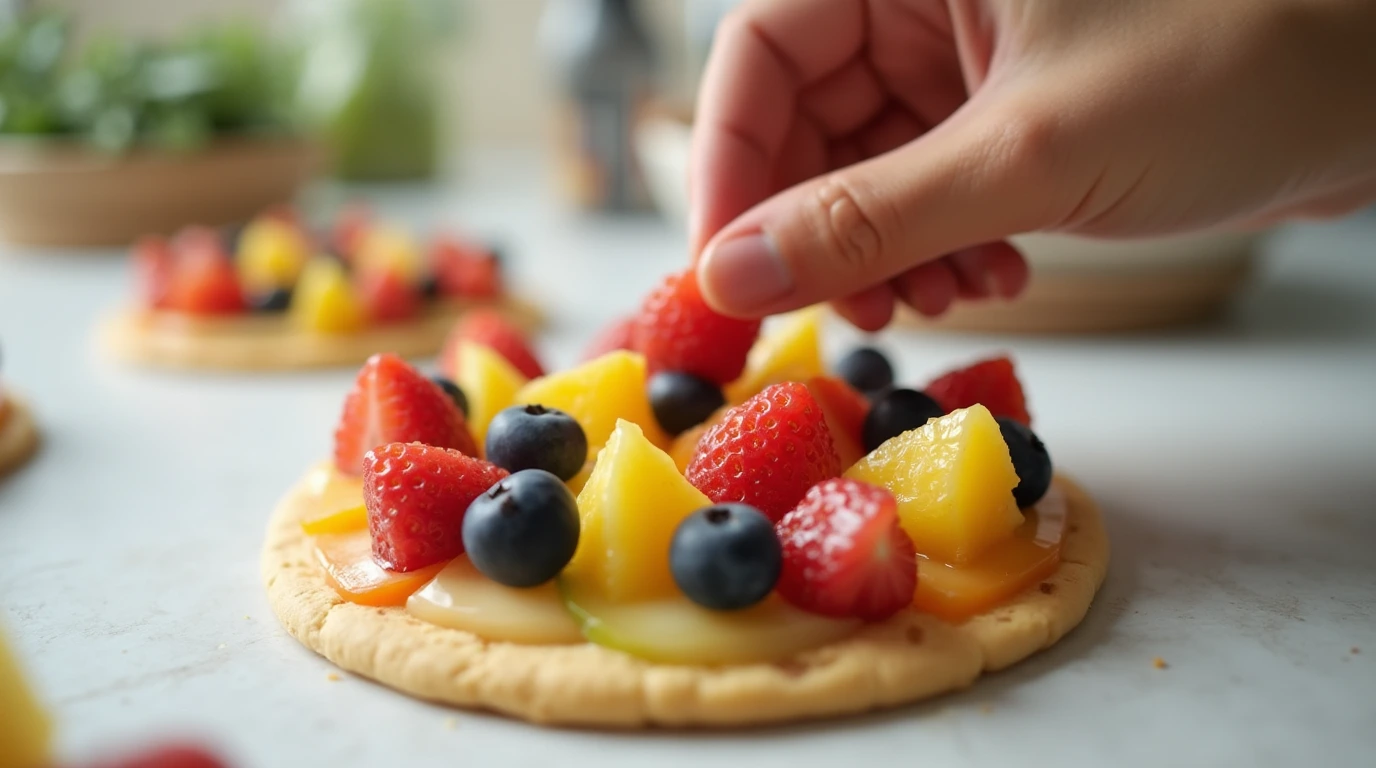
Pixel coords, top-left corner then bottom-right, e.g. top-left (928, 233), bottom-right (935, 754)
top-left (0, 347), bottom-right (39, 477)
top-left (102, 206), bottom-right (541, 371)
top-left (263, 269), bottom-right (1108, 728)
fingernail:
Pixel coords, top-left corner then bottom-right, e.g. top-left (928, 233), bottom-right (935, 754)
top-left (700, 231), bottom-right (792, 310)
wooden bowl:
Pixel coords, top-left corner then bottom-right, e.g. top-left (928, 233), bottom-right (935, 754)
top-left (0, 136), bottom-right (318, 247)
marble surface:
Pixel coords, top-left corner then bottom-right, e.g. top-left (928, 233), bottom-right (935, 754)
top-left (1, 154), bottom-right (1373, 768)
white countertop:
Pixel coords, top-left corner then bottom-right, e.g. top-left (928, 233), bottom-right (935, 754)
top-left (1, 152), bottom-right (1373, 768)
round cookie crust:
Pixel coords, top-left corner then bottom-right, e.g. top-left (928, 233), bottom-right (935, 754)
top-left (0, 395), bottom-right (39, 477)
top-left (262, 466), bottom-right (1109, 728)
top-left (101, 297), bottom-right (541, 372)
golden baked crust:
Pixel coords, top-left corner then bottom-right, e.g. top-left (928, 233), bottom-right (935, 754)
top-left (0, 395), bottom-right (39, 477)
top-left (262, 466), bottom-right (1108, 728)
top-left (100, 297), bottom-right (542, 371)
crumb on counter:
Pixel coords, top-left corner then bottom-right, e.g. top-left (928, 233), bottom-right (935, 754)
top-left (217, 643), bottom-right (227, 650)
top-left (979, 704), bottom-right (994, 714)
top-left (444, 717), bottom-right (459, 730)
top-left (1353, 647), bottom-right (1361, 655)
top-left (1152, 657), bottom-right (1168, 669)
top-left (327, 672), bottom-right (342, 682)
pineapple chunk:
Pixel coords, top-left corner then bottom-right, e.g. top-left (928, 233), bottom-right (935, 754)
top-left (514, 351), bottom-right (667, 452)
top-left (566, 419), bottom-right (710, 601)
top-left (846, 405), bottom-right (1023, 565)
top-left (451, 341), bottom-right (528, 452)
top-left (724, 307), bottom-right (825, 403)
top-left (291, 258), bottom-right (365, 334)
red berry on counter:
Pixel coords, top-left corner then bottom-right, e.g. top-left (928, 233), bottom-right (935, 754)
top-left (581, 315), bottom-right (638, 362)
top-left (163, 227), bottom-right (246, 316)
top-left (331, 203), bottom-right (373, 261)
top-left (133, 235), bottom-right (175, 310)
top-left (356, 268), bottom-right (420, 324)
top-left (925, 356), bottom-right (1031, 426)
top-left (633, 269), bottom-right (760, 386)
top-left (90, 743), bottom-right (230, 768)
top-left (364, 442), bottom-right (509, 572)
top-left (439, 309), bottom-right (544, 380)
top-left (686, 382), bottom-right (841, 522)
top-left (334, 353), bottom-right (478, 475)
top-left (775, 478), bottom-right (916, 621)
top-left (431, 236), bottom-right (503, 298)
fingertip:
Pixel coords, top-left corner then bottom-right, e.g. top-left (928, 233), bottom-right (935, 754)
top-left (830, 283), bottom-right (896, 332)
top-left (983, 240), bottom-right (1031, 298)
top-left (893, 260), bottom-right (958, 317)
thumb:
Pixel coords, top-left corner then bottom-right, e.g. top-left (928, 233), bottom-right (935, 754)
top-left (696, 100), bottom-right (1063, 317)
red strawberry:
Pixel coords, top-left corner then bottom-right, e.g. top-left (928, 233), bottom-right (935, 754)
top-left (431, 236), bottom-right (503, 298)
top-left (581, 315), bottom-right (638, 361)
top-left (439, 309), bottom-right (544, 380)
top-left (331, 203), bottom-right (373, 261)
top-left (633, 269), bottom-right (761, 385)
top-left (364, 442), bottom-right (508, 572)
top-left (163, 228), bottom-right (245, 315)
top-left (356, 268), bottom-right (419, 323)
top-left (133, 235), bottom-right (175, 309)
top-left (775, 478), bottom-right (916, 621)
top-left (925, 356), bottom-right (1031, 425)
top-left (805, 376), bottom-right (870, 468)
top-left (91, 744), bottom-right (230, 768)
top-left (686, 382), bottom-right (841, 522)
top-left (334, 353), bottom-right (478, 475)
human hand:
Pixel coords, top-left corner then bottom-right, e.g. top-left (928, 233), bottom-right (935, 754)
top-left (690, 0), bottom-right (1376, 328)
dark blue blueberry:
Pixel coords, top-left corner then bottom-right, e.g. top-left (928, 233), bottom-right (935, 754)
top-left (418, 274), bottom-right (442, 300)
top-left (462, 470), bottom-right (580, 588)
top-left (484, 404), bottom-right (588, 481)
top-left (998, 417), bottom-right (1053, 508)
top-left (221, 222), bottom-right (246, 256)
top-left (431, 376), bottom-right (469, 417)
top-left (249, 287), bottom-right (293, 313)
top-left (862, 388), bottom-right (945, 452)
top-left (670, 503), bottom-right (781, 611)
top-left (648, 371), bottom-right (726, 436)
top-left (835, 347), bottom-right (895, 396)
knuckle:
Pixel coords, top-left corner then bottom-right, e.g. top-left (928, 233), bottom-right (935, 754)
top-left (984, 104), bottom-right (1066, 189)
top-left (798, 175), bottom-right (893, 274)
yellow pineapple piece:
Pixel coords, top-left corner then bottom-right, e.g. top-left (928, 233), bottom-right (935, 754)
top-left (451, 342), bottom-right (528, 452)
top-left (514, 351), bottom-right (667, 452)
top-left (355, 226), bottom-right (423, 283)
top-left (724, 307), bottom-right (825, 403)
top-left (291, 258), bottom-right (366, 334)
top-left (565, 458), bottom-right (596, 495)
top-left (845, 404), bottom-right (1023, 565)
top-left (566, 419), bottom-right (710, 602)
top-left (0, 626), bottom-right (52, 768)
top-left (236, 218), bottom-right (308, 293)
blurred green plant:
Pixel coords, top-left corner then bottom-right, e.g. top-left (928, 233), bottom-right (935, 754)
top-left (0, 11), bottom-right (299, 152)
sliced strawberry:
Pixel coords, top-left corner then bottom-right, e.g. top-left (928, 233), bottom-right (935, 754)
top-left (633, 269), bottom-right (761, 385)
top-left (776, 478), bottom-right (916, 621)
top-left (163, 227), bottom-right (246, 315)
top-left (581, 315), bottom-right (638, 362)
top-left (805, 375), bottom-right (870, 468)
top-left (132, 235), bottom-right (175, 309)
top-left (439, 309), bottom-right (544, 380)
top-left (364, 442), bottom-right (509, 572)
top-left (356, 268), bottom-right (420, 324)
top-left (686, 382), bottom-right (841, 522)
top-left (431, 235), bottom-right (503, 298)
top-left (333, 353), bottom-right (478, 475)
top-left (925, 356), bottom-right (1031, 425)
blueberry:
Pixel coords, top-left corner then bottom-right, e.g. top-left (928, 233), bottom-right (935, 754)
top-left (998, 418), bottom-right (1053, 508)
top-left (484, 404), bottom-right (588, 481)
top-left (835, 347), bottom-right (895, 396)
top-left (221, 222), bottom-right (246, 256)
top-left (418, 274), bottom-right (441, 300)
top-left (670, 504), bottom-right (781, 611)
top-left (648, 371), bottom-right (726, 436)
top-left (462, 470), bottom-right (580, 587)
top-left (863, 388), bottom-right (945, 452)
top-left (249, 287), bottom-right (292, 313)
top-left (431, 376), bottom-right (469, 417)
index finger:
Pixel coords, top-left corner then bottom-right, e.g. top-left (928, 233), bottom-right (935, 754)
top-left (689, 0), bottom-right (867, 255)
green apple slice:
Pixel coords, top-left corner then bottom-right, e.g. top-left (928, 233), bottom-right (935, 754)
top-left (407, 557), bottom-right (583, 645)
top-left (560, 578), bottom-right (860, 665)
